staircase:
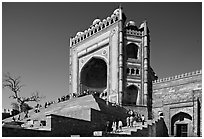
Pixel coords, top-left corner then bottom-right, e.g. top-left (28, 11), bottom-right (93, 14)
top-left (105, 117), bottom-right (164, 137)
top-left (3, 95), bottom-right (168, 137)
top-left (3, 94), bottom-right (128, 134)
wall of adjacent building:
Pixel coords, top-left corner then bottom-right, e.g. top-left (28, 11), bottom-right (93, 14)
top-left (152, 71), bottom-right (202, 137)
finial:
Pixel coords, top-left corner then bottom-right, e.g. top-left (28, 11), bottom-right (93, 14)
top-left (119, 4), bottom-right (123, 10)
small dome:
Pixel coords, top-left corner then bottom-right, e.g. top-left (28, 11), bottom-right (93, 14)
top-left (126, 21), bottom-right (136, 27)
top-left (76, 32), bottom-right (83, 36)
top-left (92, 18), bottom-right (101, 25)
top-left (113, 8), bottom-right (120, 14)
top-left (102, 19), bottom-right (106, 22)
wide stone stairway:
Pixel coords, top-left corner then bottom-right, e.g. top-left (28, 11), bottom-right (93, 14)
top-left (104, 117), bottom-right (165, 137)
top-left (3, 94), bottom-right (128, 136)
top-left (3, 94), bottom-right (168, 137)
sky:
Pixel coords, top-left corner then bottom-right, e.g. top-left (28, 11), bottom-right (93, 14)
top-left (2, 2), bottom-right (202, 109)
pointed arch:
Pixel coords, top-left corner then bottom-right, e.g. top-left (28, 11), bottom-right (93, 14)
top-left (80, 57), bottom-right (107, 94)
top-left (124, 85), bottom-right (138, 105)
top-left (126, 43), bottom-right (139, 59)
top-left (171, 112), bottom-right (192, 136)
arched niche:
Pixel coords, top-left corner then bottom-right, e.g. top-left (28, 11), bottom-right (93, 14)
top-left (171, 112), bottom-right (192, 137)
top-left (126, 43), bottom-right (139, 59)
top-left (80, 57), bottom-right (107, 94)
top-left (123, 85), bottom-right (138, 105)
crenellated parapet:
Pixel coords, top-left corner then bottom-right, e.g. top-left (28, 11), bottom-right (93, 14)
top-left (153, 70), bottom-right (202, 84)
top-left (125, 29), bottom-right (143, 37)
top-left (70, 8), bottom-right (121, 47)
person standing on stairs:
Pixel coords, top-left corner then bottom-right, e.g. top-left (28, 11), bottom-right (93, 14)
top-left (126, 116), bottom-right (130, 127)
top-left (141, 115), bottom-right (145, 125)
top-left (112, 120), bottom-right (117, 133)
top-left (118, 119), bottom-right (123, 132)
top-left (130, 115), bottom-right (134, 127)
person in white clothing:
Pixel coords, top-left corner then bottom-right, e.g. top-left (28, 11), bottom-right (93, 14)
top-left (112, 121), bottom-right (117, 133)
top-left (118, 120), bottom-right (123, 132)
top-left (141, 115), bottom-right (145, 125)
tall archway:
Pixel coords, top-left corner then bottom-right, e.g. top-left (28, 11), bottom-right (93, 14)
top-left (126, 43), bottom-right (139, 59)
top-left (124, 85), bottom-right (138, 105)
top-left (171, 112), bottom-right (192, 137)
top-left (80, 57), bottom-right (107, 94)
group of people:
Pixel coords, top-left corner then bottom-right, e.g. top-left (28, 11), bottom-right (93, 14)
top-left (126, 109), bottom-right (145, 127)
top-left (44, 94), bottom-right (71, 108)
top-left (57, 94), bottom-right (70, 103)
top-left (34, 94), bottom-right (71, 112)
top-left (77, 89), bottom-right (101, 97)
top-left (44, 101), bottom-right (55, 108)
top-left (105, 119), bottom-right (123, 133)
top-left (34, 103), bottom-right (42, 113)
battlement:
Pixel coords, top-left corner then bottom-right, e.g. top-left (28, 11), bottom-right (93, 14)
top-left (125, 29), bottom-right (143, 37)
top-left (70, 8), bottom-right (122, 47)
top-left (153, 70), bottom-right (202, 84)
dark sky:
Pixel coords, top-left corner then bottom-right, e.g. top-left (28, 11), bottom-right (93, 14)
top-left (2, 2), bottom-right (202, 109)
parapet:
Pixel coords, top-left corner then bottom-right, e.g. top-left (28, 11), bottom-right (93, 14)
top-left (125, 29), bottom-right (143, 37)
top-left (153, 70), bottom-right (202, 84)
top-left (70, 8), bottom-right (121, 47)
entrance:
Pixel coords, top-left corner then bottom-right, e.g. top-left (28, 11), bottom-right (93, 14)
top-left (124, 85), bottom-right (138, 105)
top-left (176, 124), bottom-right (188, 137)
top-left (80, 57), bottom-right (107, 96)
top-left (171, 112), bottom-right (192, 136)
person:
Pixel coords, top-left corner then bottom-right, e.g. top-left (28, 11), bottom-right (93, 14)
top-left (12, 116), bottom-right (16, 121)
top-left (73, 93), bottom-right (76, 98)
top-left (118, 119), bottom-right (123, 132)
top-left (105, 121), bottom-right (110, 133)
top-left (126, 116), bottom-right (130, 127)
top-left (18, 115), bottom-right (21, 121)
top-left (44, 102), bottom-right (48, 108)
top-left (66, 94), bottom-right (70, 100)
top-left (115, 119), bottom-right (119, 132)
top-left (141, 115), bottom-right (145, 125)
top-left (112, 121), bottom-right (117, 133)
top-left (133, 119), bottom-right (137, 127)
top-left (24, 111), bottom-right (28, 119)
top-left (129, 115), bottom-right (134, 127)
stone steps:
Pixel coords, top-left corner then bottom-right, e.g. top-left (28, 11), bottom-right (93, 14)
top-left (3, 94), bottom-right (128, 133)
top-left (107, 118), bottom-right (162, 137)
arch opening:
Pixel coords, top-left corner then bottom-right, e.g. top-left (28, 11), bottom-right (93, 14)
top-left (171, 112), bottom-right (192, 137)
top-left (127, 43), bottom-right (139, 59)
top-left (123, 85), bottom-right (138, 105)
top-left (80, 57), bottom-right (107, 96)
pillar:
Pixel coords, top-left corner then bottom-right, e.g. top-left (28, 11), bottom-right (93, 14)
top-left (118, 7), bottom-right (124, 106)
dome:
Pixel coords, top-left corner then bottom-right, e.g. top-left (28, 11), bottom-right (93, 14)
top-left (113, 8), bottom-right (120, 14)
top-left (76, 32), bottom-right (83, 36)
top-left (92, 18), bottom-right (101, 25)
top-left (126, 21), bottom-right (136, 27)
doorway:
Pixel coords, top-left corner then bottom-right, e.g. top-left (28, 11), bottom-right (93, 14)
top-left (176, 124), bottom-right (188, 137)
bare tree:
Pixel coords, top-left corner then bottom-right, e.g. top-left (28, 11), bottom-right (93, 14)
top-left (3, 72), bottom-right (44, 112)
top-left (11, 102), bottom-right (20, 111)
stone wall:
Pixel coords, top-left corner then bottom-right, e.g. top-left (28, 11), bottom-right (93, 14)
top-left (2, 127), bottom-right (51, 137)
top-left (152, 71), bottom-right (202, 137)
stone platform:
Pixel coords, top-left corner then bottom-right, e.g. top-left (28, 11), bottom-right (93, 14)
top-left (3, 94), bottom-right (128, 136)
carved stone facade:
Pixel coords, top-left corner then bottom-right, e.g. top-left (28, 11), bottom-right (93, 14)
top-left (69, 8), bottom-right (157, 119)
top-left (69, 8), bottom-right (202, 137)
